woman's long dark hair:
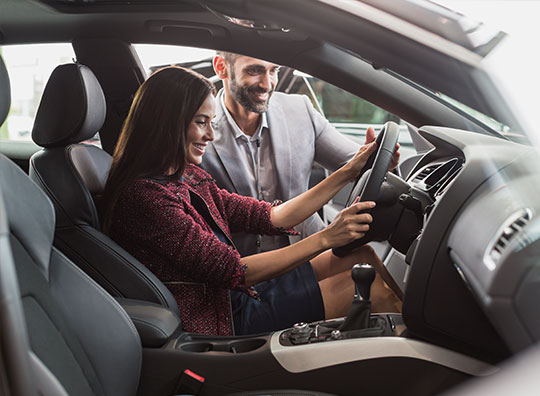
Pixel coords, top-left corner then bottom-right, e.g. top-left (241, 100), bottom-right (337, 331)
top-left (101, 66), bottom-right (215, 233)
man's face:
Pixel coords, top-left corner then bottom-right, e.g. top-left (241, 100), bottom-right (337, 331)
top-left (227, 56), bottom-right (280, 114)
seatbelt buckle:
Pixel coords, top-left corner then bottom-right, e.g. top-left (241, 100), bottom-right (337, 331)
top-left (174, 369), bottom-right (205, 395)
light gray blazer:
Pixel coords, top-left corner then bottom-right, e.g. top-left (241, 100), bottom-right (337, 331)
top-left (200, 91), bottom-right (359, 256)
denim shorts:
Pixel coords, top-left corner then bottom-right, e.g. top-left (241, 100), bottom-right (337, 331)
top-left (231, 262), bottom-right (325, 335)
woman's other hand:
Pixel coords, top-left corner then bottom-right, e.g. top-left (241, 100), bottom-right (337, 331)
top-left (320, 199), bottom-right (375, 249)
top-left (364, 126), bottom-right (401, 171)
top-left (342, 139), bottom-right (377, 182)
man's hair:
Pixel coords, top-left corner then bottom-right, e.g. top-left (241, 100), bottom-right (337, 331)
top-left (216, 51), bottom-right (240, 66)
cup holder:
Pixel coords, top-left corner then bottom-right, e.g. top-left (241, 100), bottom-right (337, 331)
top-left (229, 338), bottom-right (266, 353)
top-left (181, 342), bottom-right (214, 353)
top-left (180, 338), bottom-right (266, 353)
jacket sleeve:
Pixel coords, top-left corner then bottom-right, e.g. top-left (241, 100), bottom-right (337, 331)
top-left (211, 184), bottom-right (297, 236)
top-left (303, 95), bottom-right (361, 171)
top-left (115, 180), bottom-right (253, 294)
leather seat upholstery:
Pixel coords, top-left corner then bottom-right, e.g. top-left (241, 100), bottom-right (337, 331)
top-left (1, 153), bottom-right (143, 396)
top-left (29, 63), bottom-right (179, 315)
top-left (0, 57), bottom-right (142, 396)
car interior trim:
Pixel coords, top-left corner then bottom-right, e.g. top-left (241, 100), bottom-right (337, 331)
top-left (270, 332), bottom-right (498, 376)
top-left (316, 0), bottom-right (482, 67)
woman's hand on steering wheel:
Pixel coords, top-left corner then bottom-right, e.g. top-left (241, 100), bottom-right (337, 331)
top-left (364, 126), bottom-right (401, 171)
top-left (320, 199), bottom-right (376, 249)
top-left (333, 121), bottom-right (401, 257)
top-left (342, 140), bottom-right (378, 182)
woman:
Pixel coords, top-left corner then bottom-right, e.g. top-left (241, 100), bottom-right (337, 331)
top-left (103, 66), bottom-right (400, 336)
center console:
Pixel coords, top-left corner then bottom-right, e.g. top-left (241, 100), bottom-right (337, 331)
top-left (280, 264), bottom-right (401, 346)
top-left (131, 264), bottom-right (496, 396)
top-left (279, 314), bottom-right (403, 346)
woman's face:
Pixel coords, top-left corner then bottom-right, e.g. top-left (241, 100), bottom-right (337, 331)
top-left (185, 94), bottom-right (216, 165)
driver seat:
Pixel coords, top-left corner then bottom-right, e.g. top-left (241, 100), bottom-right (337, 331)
top-left (29, 62), bottom-right (179, 314)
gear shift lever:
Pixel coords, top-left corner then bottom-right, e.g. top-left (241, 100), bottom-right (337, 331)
top-left (340, 263), bottom-right (375, 332)
top-left (352, 264), bottom-right (376, 301)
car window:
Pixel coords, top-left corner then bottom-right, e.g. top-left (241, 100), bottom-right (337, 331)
top-left (0, 44), bottom-right (85, 143)
top-left (135, 44), bottom-right (216, 77)
top-left (436, 92), bottom-right (512, 136)
top-left (283, 71), bottom-right (404, 140)
top-left (133, 44), bottom-right (414, 159)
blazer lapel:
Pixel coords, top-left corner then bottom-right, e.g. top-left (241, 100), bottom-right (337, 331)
top-left (267, 101), bottom-right (292, 201)
top-left (211, 95), bottom-right (257, 198)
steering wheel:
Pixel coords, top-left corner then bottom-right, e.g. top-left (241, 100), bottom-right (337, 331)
top-left (332, 121), bottom-right (400, 257)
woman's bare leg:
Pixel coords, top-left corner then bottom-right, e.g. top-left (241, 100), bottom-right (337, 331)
top-left (311, 244), bottom-right (403, 317)
top-left (370, 273), bottom-right (402, 313)
top-left (319, 270), bottom-right (402, 319)
top-left (311, 244), bottom-right (403, 299)
top-left (318, 271), bottom-right (355, 319)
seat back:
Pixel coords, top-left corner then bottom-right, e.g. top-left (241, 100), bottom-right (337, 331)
top-left (0, 54), bottom-right (142, 396)
top-left (29, 63), bottom-right (179, 315)
top-left (0, 42), bottom-right (37, 396)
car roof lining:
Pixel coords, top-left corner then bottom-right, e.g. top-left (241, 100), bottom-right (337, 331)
top-left (0, 0), bottom-right (522, 133)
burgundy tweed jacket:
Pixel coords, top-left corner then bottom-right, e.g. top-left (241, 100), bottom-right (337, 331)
top-left (109, 164), bottom-right (287, 335)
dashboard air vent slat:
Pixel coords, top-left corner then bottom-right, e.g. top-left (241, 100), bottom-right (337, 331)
top-left (413, 166), bottom-right (436, 183)
top-left (484, 209), bottom-right (532, 270)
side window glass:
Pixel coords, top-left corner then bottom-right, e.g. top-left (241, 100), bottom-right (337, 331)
top-left (134, 44), bottom-right (216, 79)
top-left (0, 44), bottom-right (77, 142)
top-left (132, 45), bottom-right (413, 161)
top-left (284, 72), bottom-right (405, 136)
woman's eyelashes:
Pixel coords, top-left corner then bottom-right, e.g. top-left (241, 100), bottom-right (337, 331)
top-left (195, 117), bottom-right (216, 129)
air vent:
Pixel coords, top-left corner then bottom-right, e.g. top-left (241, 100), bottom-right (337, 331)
top-left (484, 209), bottom-right (532, 270)
top-left (412, 158), bottom-right (463, 196)
top-left (413, 166), bottom-right (437, 183)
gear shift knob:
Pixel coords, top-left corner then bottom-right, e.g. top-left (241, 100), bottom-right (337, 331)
top-left (352, 264), bottom-right (376, 301)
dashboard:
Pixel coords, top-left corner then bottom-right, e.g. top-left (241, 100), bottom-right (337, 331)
top-left (401, 126), bottom-right (540, 363)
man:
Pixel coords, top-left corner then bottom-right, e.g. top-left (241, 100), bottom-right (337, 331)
top-left (201, 52), bottom-right (373, 255)
top-left (200, 52), bottom-right (400, 334)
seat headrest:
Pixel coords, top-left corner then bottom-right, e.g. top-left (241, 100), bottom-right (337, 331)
top-left (32, 63), bottom-right (106, 148)
top-left (0, 54), bottom-right (10, 126)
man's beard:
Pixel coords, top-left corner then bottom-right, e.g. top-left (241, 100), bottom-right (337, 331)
top-left (229, 77), bottom-right (273, 114)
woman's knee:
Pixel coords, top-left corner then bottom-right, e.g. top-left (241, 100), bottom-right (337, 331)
top-left (354, 244), bottom-right (375, 259)
top-left (319, 274), bottom-right (355, 319)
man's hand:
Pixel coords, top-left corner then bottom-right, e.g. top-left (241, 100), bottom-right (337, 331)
top-left (364, 127), bottom-right (400, 171)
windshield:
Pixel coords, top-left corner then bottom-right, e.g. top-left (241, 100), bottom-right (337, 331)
top-left (430, 0), bottom-right (540, 143)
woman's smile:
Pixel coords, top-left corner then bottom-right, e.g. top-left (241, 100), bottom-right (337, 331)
top-left (192, 143), bottom-right (207, 155)
top-left (185, 94), bottom-right (216, 164)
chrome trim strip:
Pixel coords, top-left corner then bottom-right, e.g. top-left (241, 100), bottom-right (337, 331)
top-left (270, 332), bottom-right (497, 376)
